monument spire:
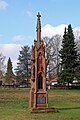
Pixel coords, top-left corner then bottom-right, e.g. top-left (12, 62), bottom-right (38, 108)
top-left (36, 12), bottom-right (41, 43)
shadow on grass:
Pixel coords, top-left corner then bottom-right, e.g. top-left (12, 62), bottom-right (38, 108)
top-left (57, 107), bottom-right (80, 110)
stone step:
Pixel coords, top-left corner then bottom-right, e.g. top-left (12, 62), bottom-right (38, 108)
top-left (30, 107), bottom-right (58, 113)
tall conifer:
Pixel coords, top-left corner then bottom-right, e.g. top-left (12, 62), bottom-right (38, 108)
top-left (15, 46), bottom-right (31, 87)
top-left (59, 24), bottom-right (78, 87)
top-left (5, 57), bottom-right (14, 84)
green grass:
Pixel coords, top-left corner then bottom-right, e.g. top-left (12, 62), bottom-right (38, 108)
top-left (0, 88), bottom-right (80, 120)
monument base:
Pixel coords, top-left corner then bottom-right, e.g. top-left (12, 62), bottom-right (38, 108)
top-left (34, 90), bottom-right (48, 108)
top-left (29, 107), bottom-right (58, 113)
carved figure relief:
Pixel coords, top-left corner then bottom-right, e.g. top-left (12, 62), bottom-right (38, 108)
top-left (38, 52), bottom-right (43, 72)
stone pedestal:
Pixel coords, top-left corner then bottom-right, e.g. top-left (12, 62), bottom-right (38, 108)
top-left (34, 90), bottom-right (48, 108)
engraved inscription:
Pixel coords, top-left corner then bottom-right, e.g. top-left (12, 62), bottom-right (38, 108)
top-left (37, 96), bottom-right (46, 104)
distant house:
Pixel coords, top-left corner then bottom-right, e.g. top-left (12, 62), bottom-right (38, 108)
top-left (47, 75), bottom-right (58, 89)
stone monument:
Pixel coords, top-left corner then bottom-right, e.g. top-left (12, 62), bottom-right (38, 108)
top-left (29, 12), bottom-right (58, 113)
top-left (29, 12), bottom-right (48, 108)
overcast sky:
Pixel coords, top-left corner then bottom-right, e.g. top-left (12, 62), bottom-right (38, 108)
top-left (0, 0), bottom-right (80, 71)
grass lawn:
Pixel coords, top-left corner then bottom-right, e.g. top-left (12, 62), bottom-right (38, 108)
top-left (0, 88), bottom-right (80, 120)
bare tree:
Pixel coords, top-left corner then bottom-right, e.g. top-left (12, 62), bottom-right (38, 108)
top-left (52, 34), bottom-right (62, 78)
top-left (42, 35), bottom-right (62, 80)
top-left (0, 53), bottom-right (6, 74)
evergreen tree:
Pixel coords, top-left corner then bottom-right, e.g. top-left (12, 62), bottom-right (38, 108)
top-left (59, 24), bottom-right (78, 87)
top-left (15, 45), bottom-right (31, 87)
top-left (5, 57), bottom-right (14, 84)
